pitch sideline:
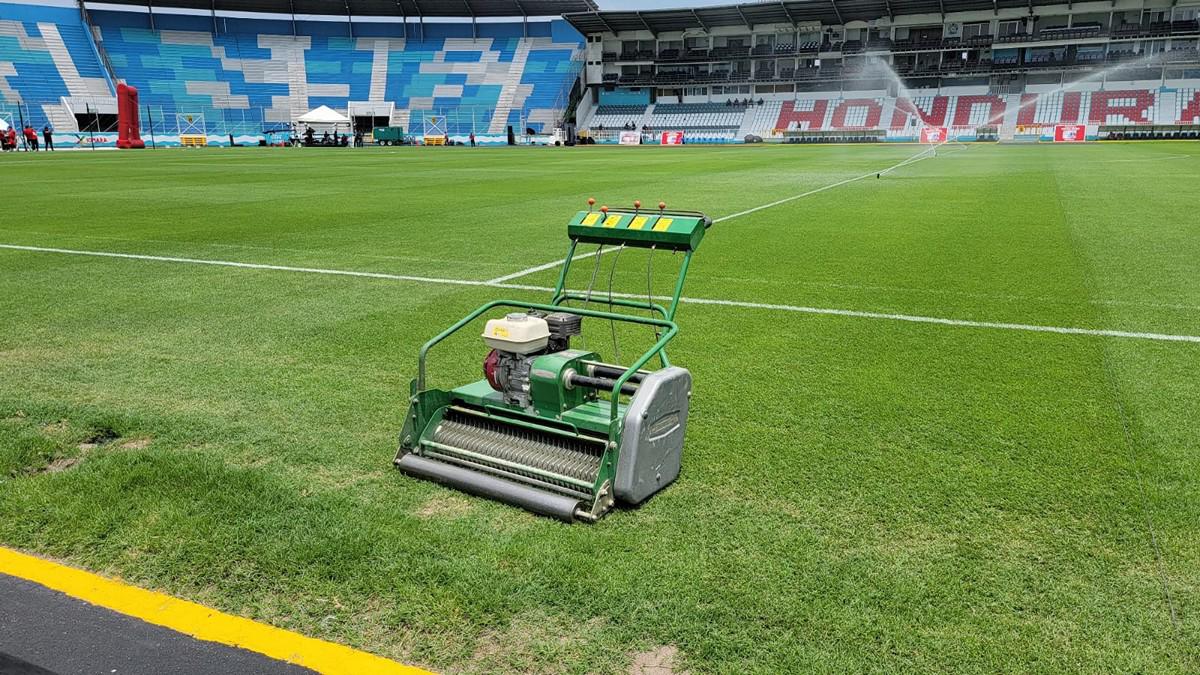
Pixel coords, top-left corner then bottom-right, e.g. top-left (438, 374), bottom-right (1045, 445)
top-left (3, 243), bottom-right (1198, 345)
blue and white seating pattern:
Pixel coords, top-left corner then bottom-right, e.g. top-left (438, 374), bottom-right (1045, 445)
top-left (97, 20), bottom-right (581, 135)
top-left (0, 4), bottom-right (111, 130)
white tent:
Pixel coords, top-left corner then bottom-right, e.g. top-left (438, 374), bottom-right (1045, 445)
top-left (297, 106), bottom-right (349, 126)
top-left (0, 118), bottom-right (8, 132)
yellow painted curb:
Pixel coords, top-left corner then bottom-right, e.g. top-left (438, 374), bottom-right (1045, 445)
top-left (0, 547), bottom-right (432, 675)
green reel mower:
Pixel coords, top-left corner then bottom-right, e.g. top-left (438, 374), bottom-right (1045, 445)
top-left (395, 200), bottom-right (711, 522)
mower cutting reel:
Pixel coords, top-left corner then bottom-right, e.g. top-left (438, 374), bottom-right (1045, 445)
top-left (396, 202), bottom-right (711, 522)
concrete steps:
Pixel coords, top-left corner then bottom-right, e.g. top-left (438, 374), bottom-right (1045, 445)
top-left (488, 40), bottom-right (531, 134)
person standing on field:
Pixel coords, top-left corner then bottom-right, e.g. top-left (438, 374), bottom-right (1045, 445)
top-left (43, 126), bottom-right (54, 151)
top-left (23, 125), bottom-right (38, 151)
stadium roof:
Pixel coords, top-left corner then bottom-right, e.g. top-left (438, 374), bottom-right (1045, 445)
top-left (565, 0), bottom-right (1061, 35)
top-left (99, 0), bottom-right (598, 19)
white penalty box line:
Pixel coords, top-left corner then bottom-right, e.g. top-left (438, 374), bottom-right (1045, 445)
top-left (3, 243), bottom-right (1198, 345)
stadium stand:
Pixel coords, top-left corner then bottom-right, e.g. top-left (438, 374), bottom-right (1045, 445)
top-left (588, 103), bottom-right (646, 129)
top-left (0, 0), bottom-right (586, 140)
top-left (0, 3), bottom-right (111, 130)
top-left (645, 103), bottom-right (744, 129)
top-left (92, 10), bottom-right (583, 136)
top-left (568, 0), bottom-right (1200, 142)
top-left (3, 0), bottom-right (1199, 145)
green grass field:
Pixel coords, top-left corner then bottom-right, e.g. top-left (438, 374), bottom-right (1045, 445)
top-left (1, 143), bottom-right (1198, 673)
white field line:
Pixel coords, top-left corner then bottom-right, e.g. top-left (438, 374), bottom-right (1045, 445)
top-left (0, 244), bottom-right (490, 288)
top-left (488, 145), bottom-right (941, 284)
top-left (485, 247), bottom-right (602, 284)
top-left (4, 243), bottom-right (1199, 345)
top-left (1096, 153), bottom-right (1192, 163)
top-left (713, 144), bottom-right (938, 224)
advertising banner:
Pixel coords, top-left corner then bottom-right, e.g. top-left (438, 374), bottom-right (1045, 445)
top-left (1054, 124), bottom-right (1086, 142)
top-left (618, 131), bottom-right (641, 145)
top-left (919, 126), bottom-right (947, 144)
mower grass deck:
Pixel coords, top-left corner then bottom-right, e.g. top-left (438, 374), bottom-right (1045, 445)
top-left (449, 380), bottom-right (625, 433)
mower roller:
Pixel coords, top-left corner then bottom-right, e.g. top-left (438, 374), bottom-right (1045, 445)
top-left (396, 200), bottom-right (711, 522)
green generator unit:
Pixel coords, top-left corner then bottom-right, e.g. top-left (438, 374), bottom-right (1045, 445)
top-left (372, 126), bottom-right (405, 145)
top-left (396, 201), bottom-right (712, 522)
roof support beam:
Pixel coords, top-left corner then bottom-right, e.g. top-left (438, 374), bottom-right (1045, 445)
top-left (779, 1), bottom-right (799, 27)
top-left (290, 0), bottom-right (297, 37)
top-left (345, 0), bottom-right (354, 39)
top-left (463, 0), bottom-right (476, 39)
top-left (691, 8), bottom-right (710, 32)
top-left (735, 4), bottom-right (753, 30)
top-left (147, 0), bottom-right (154, 30)
top-left (211, 0), bottom-right (218, 33)
top-left (637, 12), bottom-right (656, 37)
top-left (513, 0), bottom-right (528, 37)
top-left (938, 0), bottom-right (946, 19)
top-left (593, 10), bottom-right (618, 36)
top-left (829, 0), bottom-right (843, 25)
top-left (993, 0), bottom-right (998, 16)
top-left (881, 0), bottom-right (894, 20)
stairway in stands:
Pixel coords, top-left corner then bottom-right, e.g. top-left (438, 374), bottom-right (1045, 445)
top-left (739, 101), bottom-right (779, 137)
top-left (42, 21), bottom-right (110, 128)
top-left (638, 103), bottom-right (655, 129)
top-left (367, 39), bottom-right (390, 102)
top-left (998, 95), bottom-right (1020, 141)
top-left (489, 39), bottom-right (531, 133)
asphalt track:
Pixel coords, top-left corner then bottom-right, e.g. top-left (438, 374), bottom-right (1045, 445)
top-left (0, 573), bottom-right (316, 675)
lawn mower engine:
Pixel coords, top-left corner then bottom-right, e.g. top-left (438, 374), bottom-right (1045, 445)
top-left (396, 202), bottom-right (710, 522)
top-left (482, 312), bottom-right (581, 408)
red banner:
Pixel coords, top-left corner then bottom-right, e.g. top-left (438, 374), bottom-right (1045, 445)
top-left (1053, 124), bottom-right (1086, 142)
top-left (919, 126), bottom-right (947, 144)
top-left (659, 131), bottom-right (684, 145)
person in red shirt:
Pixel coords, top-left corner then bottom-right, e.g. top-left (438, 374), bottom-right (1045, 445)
top-left (24, 125), bottom-right (39, 151)
top-left (5, 127), bottom-right (17, 151)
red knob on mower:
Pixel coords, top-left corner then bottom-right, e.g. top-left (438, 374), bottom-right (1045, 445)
top-left (633, 200), bottom-right (641, 210)
top-left (587, 197), bottom-right (595, 209)
top-left (658, 201), bottom-right (666, 211)
top-left (600, 205), bottom-right (608, 214)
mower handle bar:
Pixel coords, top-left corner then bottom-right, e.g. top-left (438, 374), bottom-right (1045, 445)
top-left (417, 300), bottom-right (678, 423)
